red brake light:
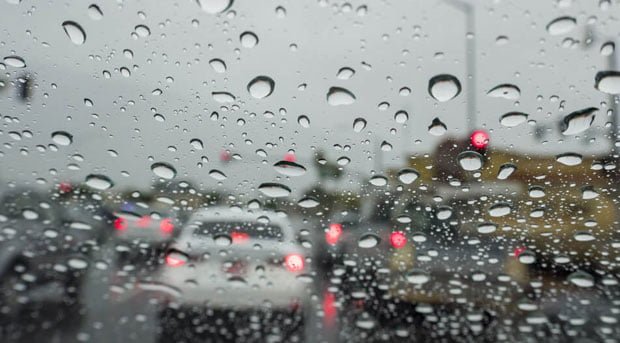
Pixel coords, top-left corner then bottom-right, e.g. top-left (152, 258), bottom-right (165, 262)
top-left (470, 130), bottom-right (489, 149)
top-left (326, 223), bottom-right (343, 246)
top-left (284, 254), bottom-right (304, 272)
top-left (514, 246), bottom-right (526, 258)
top-left (165, 252), bottom-right (187, 267)
top-left (390, 231), bottom-right (407, 249)
top-left (114, 218), bottom-right (127, 231)
top-left (160, 218), bottom-right (174, 234)
top-left (231, 231), bottom-right (249, 244)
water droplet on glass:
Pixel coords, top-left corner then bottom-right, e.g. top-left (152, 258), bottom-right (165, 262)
top-left (209, 169), bottom-right (227, 181)
top-left (556, 153), bottom-right (582, 166)
top-left (489, 203), bottom-right (511, 217)
top-left (500, 112), bottom-right (528, 127)
top-left (209, 58), bottom-right (226, 73)
top-left (582, 186), bottom-right (599, 199)
top-left (528, 186), bottom-right (545, 198)
top-left (258, 183), bottom-right (291, 197)
top-left (595, 71), bottom-right (620, 94)
top-left (600, 41), bottom-right (615, 56)
top-left (358, 233), bottom-right (380, 248)
top-left (497, 163), bottom-right (516, 180)
top-left (568, 271), bottom-right (594, 288)
top-left (151, 162), bottom-right (177, 180)
top-left (487, 84), bottom-right (520, 100)
top-left (240, 31), bottom-right (258, 48)
top-left (457, 151), bottom-right (483, 171)
top-left (68, 257), bottom-right (89, 269)
top-left (436, 206), bottom-right (452, 220)
top-left (135, 24), bottom-right (151, 37)
top-left (298, 197), bottom-right (319, 208)
top-left (337, 67), bottom-right (355, 80)
top-left (546, 16), bottom-right (576, 35)
top-left (428, 74), bottom-right (461, 102)
top-left (353, 118), bottom-right (367, 132)
top-left (196, 0), bottom-right (233, 14)
top-left (51, 131), bottom-right (73, 146)
top-left (190, 138), bottom-right (204, 150)
top-left (337, 156), bottom-right (350, 166)
top-left (88, 4), bottom-right (103, 20)
top-left (212, 91), bottom-right (235, 103)
top-left (518, 251), bottom-right (536, 264)
top-left (574, 231), bottom-right (595, 242)
top-left (297, 115), bottom-right (310, 128)
top-left (62, 21), bottom-right (86, 45)
top-left (247, 76), bottom-right (275, 99)
top-left (369, 175), bottom-right (388, 186)
top-left (214, 234), bottom-right (232, 246)
top-left (428, 117), bottom-right (447, 136)
top-left (477, 222), bottom-right (497, 234)
top-left (327, 87), bottom-right (356, 106)
top-left (3, 56), bottom-right (25, 68)
top-left (394, 110), bottom-right (408, 124)
top-left (273, 160), bottom-right (306, 177)
top-left (85, 174), bottom-right (113, 190)
top-left (398, 169), bottom-right (419, 184)
top-left (561, 107), bottom-right (597, 135)
top-left (406, 269), bottom-right (430, 285)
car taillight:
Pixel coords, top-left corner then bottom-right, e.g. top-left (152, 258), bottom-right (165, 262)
top-left (284, 253), bottom-right (304, 272)
top-left (326, 223), bottom-right (343, 246)
top-left (165, 251), bottom-right (188, 267)
top-left (231, 231), bottom-right (249, 244)
top-left (470, 130), bottom-right (489, 149)
top-left (114, 218), bottom-right (127, 230)
top-left (160, 218), bottom-right (174, 234)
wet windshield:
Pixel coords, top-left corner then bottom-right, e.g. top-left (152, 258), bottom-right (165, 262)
top-left (1, 0), bottom-right (620, 342)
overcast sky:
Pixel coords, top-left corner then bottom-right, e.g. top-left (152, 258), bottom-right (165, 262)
top-left (0, 0), bottom-right (618, 197)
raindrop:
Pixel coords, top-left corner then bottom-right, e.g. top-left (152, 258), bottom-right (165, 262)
top-left (135, 25), bottom-right (151, 37)
top-left (518, 251), bottom-right (536, 264)
top-left (500, 112), bottom-right (528, 127)
top-left (477, 222), bottom-right (497, 234)
top-left (88, 4), bottom-right (103, 20)
top-left (337, 156), bottom-right (350, 166)
top-left (151, 162), bottom-right (177, 180)
top-left (528, 186), bottom-right (545, 198)
top-left (436, 206), bottom-right (452, 220)
top-left (337, 67), bottom-right (355, 80)
top-left (457, 151), bottom-right (484, 171)
top-left (546, 16), bottom-right (576, 35)
top-left (582, 186), bottom-right (599, 199)
top-left (600, 42), bottom-right (615, 56)
top-left (398, 169), bottom-right (419, 184)
top-left (327, 87), bottom-right (356, 106)
top-left (51, 131), bottom-right (73, 146)
top-left (568, 271), bottom-right (594, 288)
top-left (62, 21), bottom-right (86, 45)
top-left (212, 91), bottom-right (235, 103)
top-left (3, 56), bottom-right (26, 68)
top-left (196, 0), bottom-right (233, 14)
top-left (497, 163), bottom-right (516, 180)
top-left (573, 231), bottom-right (595, 242)
top-left (428, 74), bottom-right (461, 102)
top-left (353, 118), bottom-right (367, 132)
top-left (487, 84), bottom-right (520, 100)
top-left (273, 161), bottom-right (306, 177)
top-left (68, 258), bottom-right (89, 269)
top-left (209, 169), bottom-right (227, 181)
top-left (258, 183), bottom-right (291, 197)
top-left (85, 174), bottom-right (113, 190)
top-left (214, 234), bottom-right (232, 246)
top-left (428, 118), bottom-right (447, 136)
top-left (556, 153), bottom-right (582, 166)
top-left (489, 203), bottom-right (511, 217)
top-left (240, 31), bottom-right (258, 48)
top-left (298, 197), bottom-right (320, 208)
top-left (394, 110), bottom-right (408, 124)
top-left (190, 138), bottom-right (204, 150)
top-left (561, 107), bottom-right (597, 135)
top-left (247, 76), bottom-right (275, 99)
top-left (22, 209), bottom-right (39, 220)
top-left (369, 175), bottom-right (387, 186)
top-left (209, 58), bottom-right (226, 73)
top-left (358, 233), bottom-right (380, 248)
top-left (406, 269), bottom-right (430, 285)
top-left (595, 71), bottom-right (620, 94)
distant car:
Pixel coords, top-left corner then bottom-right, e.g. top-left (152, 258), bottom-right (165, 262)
top-left (154, 207), bottom-right (314, 342)
top-left (110, 202), bottom-right (180, 268)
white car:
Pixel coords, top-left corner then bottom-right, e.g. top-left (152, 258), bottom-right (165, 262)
top-left (154, 207), bottom-right (314, 342)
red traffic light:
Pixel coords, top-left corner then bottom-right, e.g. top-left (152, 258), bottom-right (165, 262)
top-left (470, 130), bottom-right (489, 149)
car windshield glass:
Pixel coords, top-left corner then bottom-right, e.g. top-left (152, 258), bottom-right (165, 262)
top-left (191, 221), bottom-right (283, 240)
